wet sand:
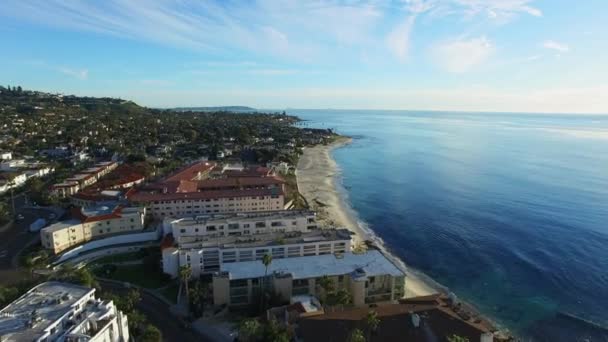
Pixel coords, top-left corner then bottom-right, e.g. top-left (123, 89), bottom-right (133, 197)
top-left (296, 137), bottom-right (440, 298)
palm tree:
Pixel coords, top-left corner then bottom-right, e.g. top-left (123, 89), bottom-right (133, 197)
top-left (178, 265), bottom-right (192, 306)
top-left (349, 328), bottom-right (366, 342)
top-left (365, 310), bottom-right (380, 341)
top-left (260, 253), bottom-right (273, 312)
top-left (262, 253), bottom-right (273, 287)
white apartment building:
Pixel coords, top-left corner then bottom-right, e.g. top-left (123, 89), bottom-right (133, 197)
top-left (212, 250), bottom-right (406, 308)
top-left (164, 210), bottom-right (318, 241)
top-left (41, 205), bottom-right (146, 254)
top-left (163, 228), bottom-right (352, 278)
top-left (0, 282), bottom-right (129, 342)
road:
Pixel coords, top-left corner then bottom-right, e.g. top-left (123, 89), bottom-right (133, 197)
top-left (0, 206), bottom-right (62, 285)
top-left (99, 280), bottom-right (208, 342)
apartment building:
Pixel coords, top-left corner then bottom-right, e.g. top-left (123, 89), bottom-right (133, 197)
top-left (212, 250), bottom-right (406, 307)
top-left (41, 205), bottom-right (145, 254)
top-left (163, 228), bottom-right (351, 278)
top-left (51, 181), bottom-right (80, 197)
top-left (0, 282), bottom-right (129, 342)
top-left (164, 210), bottom-right (318, 241)
top-left (52, 161), bottom-right (118, 196)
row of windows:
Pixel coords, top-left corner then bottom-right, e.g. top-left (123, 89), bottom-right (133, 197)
top-left (152, 195), bottom-right (280, 205)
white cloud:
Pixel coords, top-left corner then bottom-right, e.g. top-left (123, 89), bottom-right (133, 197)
top-left (386, 16), bottom-right (416, 61)
top-left (58, 67), bottom-right (88, 80)
top-left (432, 36), bottom-right (495, 73)
top-left (405, 0), bottom-right (541, 20)
top-left (542, 40), bottom-right (569, 53)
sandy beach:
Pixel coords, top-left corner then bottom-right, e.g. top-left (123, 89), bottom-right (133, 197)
top-left (296, 137), bottom-right (441, 298)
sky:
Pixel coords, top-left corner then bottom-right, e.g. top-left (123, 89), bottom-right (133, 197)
top-left (1, 0), bottom-right (607, 113)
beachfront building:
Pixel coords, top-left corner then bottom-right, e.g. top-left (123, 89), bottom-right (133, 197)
top-left (41, 205), bottom-right (146, 254)
top-left (298, 294), bottom-right (496, 342)
top-left (212, 250), bottom-right (406, 308)
top-left (163, 228), bottom-right (351, 278)
top-left (0, 281), bottom-right (129, 342)
top-left (130, 161), bottom-right (286, 219)
top-left (164, 210), bottom-right (318, 241)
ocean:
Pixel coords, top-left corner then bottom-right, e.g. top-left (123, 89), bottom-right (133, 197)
top-left (290, 110), bottom-right (608, 340)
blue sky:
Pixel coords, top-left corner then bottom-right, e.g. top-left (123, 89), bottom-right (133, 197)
top-left (1, 0), bottom-right (607, 113)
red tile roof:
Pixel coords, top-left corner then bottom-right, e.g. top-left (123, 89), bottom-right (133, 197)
top-left (165, 161), bottom-right (216, 182)
top-left (299, 295), bottom-right (497, 342)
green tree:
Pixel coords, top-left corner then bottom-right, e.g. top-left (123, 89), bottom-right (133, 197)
top-left (349, 328), bottom-right (366, 342)
top-left (326, 288), bottom-right (352, 306)
top-left (365, 310), bottom-right (380, 341)
top-left (139, 324), bottom-right (162, 342)
top-left (238, 319), bottom-right (262, 342)
top-left (317, 275), bottom-right (335, 303)
top-left (447, 335), bottom-right (470, 342)
top-left (262, 319), bottom-right (290, 342)
top-left (189, 280), bottom-right (208, 318)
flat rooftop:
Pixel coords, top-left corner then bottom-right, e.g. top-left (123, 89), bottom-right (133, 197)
top-left (220, 250), bottom-right (404, 280)
top-left (0, 282), bottom-right (93, 342)
top-left (171, 210), bottom-right (315, 227)
top-left (179, 228), bottom-right (351, 249)
top-left (81, 205), bottom-right (114, 217)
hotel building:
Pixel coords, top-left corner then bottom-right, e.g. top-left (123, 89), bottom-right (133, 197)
top-left (212, 250), bottom-right (406, 308)
top-left (163, 228), bottom-right (352, 278)
top-left (0, 282), bottom-right (129, 342)
top-left (130, 161), bottom-right (286, 219)
top-left (41, 205), bottom-right (146, 254)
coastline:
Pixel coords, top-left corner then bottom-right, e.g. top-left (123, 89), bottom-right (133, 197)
top-left (296, 136), bottom-right (441, 298)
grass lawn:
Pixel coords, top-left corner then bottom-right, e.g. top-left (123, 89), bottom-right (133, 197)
top-left (94, 264), bottom-right (171, 289)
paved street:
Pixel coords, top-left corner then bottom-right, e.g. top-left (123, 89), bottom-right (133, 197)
top-left (0, 205), bottom-right (61, 285)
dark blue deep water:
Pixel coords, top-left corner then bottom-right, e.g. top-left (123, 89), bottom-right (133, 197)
top-left (291, 110), bottom-right (608, 340)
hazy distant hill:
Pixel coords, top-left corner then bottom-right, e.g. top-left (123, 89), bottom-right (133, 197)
top-left (170, 106), bottom-right (256, 112)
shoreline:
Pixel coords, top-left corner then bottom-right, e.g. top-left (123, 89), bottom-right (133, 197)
top-left (296, 136), bottom-right (442, 298)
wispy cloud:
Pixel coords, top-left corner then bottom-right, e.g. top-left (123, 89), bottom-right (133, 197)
top-left (58, 67), bottom-right (89, 80)
top-left (386, 16), bottom-right (416, 61)
top-left (24, 60), bottom-right (88, 80)
top-left (2, 0), bottom-right (542, 64)
top-left (431, 36), bottom-right (495, 73)
top-left (542, 40), bottom-right (569, 53)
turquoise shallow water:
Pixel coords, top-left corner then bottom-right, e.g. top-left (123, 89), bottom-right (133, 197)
top-left (291, 110), bottom-right (608, 340)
